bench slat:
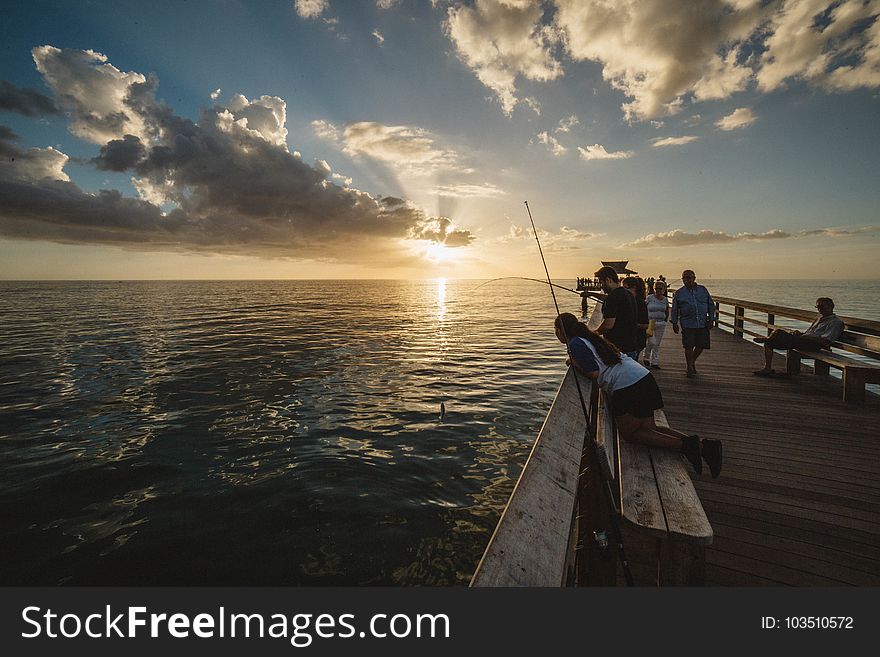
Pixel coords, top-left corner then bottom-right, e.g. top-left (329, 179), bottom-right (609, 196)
top-left (619, 440), bottom-right (667, 538)
top-left (796, 349), bottom-right (880, 372)
top-left (650, 448), bottom-right (714, 545)
top-left (470, 368), bottom-right (590, 586)
top-left (596, 390), bottom-right (615, 480)
top-left (652, 410), bottom-right (713, 544)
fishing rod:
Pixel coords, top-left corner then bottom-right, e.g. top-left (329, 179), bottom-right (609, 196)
top-left (473, 276), bottom-right (582, 295)
top-left (524, 200), bottom-right (633, 587)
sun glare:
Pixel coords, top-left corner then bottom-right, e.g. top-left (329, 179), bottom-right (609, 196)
top-left (424, 242), bottom-right (454, 263)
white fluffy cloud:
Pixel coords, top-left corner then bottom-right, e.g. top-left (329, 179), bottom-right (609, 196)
top-left (0, 46), bottom-right (475, 263)
top-left (577, 143), bottom-right (633, 160)
top-left (440, 1), bottom-right (880, 120)
top-left (504, 223), bottom-right (593, 251)
top-left (715, 107), bottom-right (757, 130)
top-left (294, 0), bottom-right (328, 19)
top-left (536, 130), bottom-right (566, 155)
top-left (651, 135), bottom-right (700, 148)
top-left (554, 0), bottom-right (764, 121)
top-left (225, 93), bottom-right (289, 147)
top-left (556, 114), bottom-right (579, 132)
top-left (327, 120), bottom-right (465, 176)
top-left (372, 30), bottom-right (385, 45)
top-left (32, 45), bottom-right (151, 144)
top-left (445, 0), bottom-right (563, 115)
top-left (0, 128), bottom-right (69, 182)
top-left (758, 0), bottom-right (880, 92)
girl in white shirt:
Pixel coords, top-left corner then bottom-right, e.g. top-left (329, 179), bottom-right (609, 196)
top-left (555, 313), bottom-right (721, 477)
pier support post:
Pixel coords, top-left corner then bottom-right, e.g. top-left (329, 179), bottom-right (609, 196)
top-left (734, 305), bottom-right (744, 338)
top-left (767, 313), bottom-right (775, 336)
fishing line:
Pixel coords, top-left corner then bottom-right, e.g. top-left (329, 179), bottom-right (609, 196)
top-left (524, 200), bottom-right (633, 587)
top-left (472, 276), bottom-right (582, 295)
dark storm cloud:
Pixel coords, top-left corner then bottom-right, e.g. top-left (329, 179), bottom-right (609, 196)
top-left (0, 80), bottom-right (61, 116)
top-left (0, 46), bottom-right (475, 263)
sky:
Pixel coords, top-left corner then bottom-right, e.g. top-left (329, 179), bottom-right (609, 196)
top-left (0, 0), bottom-right (878, 280)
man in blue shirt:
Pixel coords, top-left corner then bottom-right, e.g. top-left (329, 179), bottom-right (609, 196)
top-left (670, 270), bottom-right (715, 378)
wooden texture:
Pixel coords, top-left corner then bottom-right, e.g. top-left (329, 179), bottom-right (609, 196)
top-left (618, 440), bottom-right (666, 537)
top-left (650, 448), bottom-right (713, 544)
top-left (653, 327), bottom-right (880, 585)
top-left (596, 390), bottom-right (615, 480)
top-left (470, 368), bottom-right (592, 586)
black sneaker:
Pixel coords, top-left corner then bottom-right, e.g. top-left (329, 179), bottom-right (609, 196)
top-left (680, 435), bottom-right (702, 475)
top-left (702, 439), bottom-right (722, 478)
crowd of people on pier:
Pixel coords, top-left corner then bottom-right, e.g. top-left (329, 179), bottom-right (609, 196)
top-left (557, 264), bottom-right (850, 478)
top-left (556, 266), bottom-right (722, 478)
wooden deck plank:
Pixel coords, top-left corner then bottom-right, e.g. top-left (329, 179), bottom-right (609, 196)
top-left (654, 328), bottom-right (880, 586)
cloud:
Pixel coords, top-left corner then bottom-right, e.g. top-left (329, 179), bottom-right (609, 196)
top-left (504, 223), bottom-right (593, 251)
top-left (758, 0), bottom-right (880, 93)
top-left (715, 107), bottom-right (757, 131)
top-left (554, 0), bottom-right (766, 120)
top-left (624, 225), bottom-right (880, 247)
top-left (410, 216), bottom-right (474, 247)
top-left (445, 0), bottom-right (563, 115)
top-left (311, 119), bottom-right (340, 141)
top-left (376, 0), bottom-right (400, 8)
top-left (294, 0), bottom-right (328, 19)
top-left (0, 126), bottom-right (70, 182)
top-left (337, 121), bottom-right (464, 176)
top-left (0, 46), bottom-right (475, 263)
top-left (438, 1), bottom-right (880, 121)
top-left (372, 30), bottom-right (385, 45)
top-left (623, 228), bottom-right (792, 247)
top-left (433, 182), bottom-right (507, 198)
top-left (536, 130), bottom-right (566, 155)
top-left (651, 135), bottom-right (700, 148)
top-left (32, 45), bottom-right (151, 144)
top-left (225, 93), bottom-right (289, 147)
top-left (577, 143), bottom-right (633, 160)
top-left (210, 88), bottom-right (221, 101)
top-left (0, 80), bottom-right (60, 116)
top-left (555, 114), bottom-right (579, 132)
top-left (800, 226), bottom-right (880, 237)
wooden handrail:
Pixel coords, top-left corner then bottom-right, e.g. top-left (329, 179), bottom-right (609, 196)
top-left (713, 295), bottom-right (880, 335)
top-left (470, 368), bottom-right (594, 586)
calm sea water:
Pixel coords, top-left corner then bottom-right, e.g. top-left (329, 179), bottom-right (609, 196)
top-left (1, 278), bottom-right (877, 585)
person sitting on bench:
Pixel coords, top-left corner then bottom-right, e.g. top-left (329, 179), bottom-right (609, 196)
top-left (753, 297), bottom-right (844, 377)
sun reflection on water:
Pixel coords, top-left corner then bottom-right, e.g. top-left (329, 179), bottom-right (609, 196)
top-left (436, 277), bottom-right (447, 322)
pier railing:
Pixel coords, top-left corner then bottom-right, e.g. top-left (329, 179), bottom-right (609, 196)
top-left (470, 368), bottom-right (614, 586)
top-left (713, 295), bottom-right (880, 361)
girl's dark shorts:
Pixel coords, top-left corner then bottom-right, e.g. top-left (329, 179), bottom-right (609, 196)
top-left (611, 373), bottom-right (664, 418)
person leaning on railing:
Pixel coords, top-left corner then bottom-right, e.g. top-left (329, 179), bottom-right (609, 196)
top-left (752, 297), bottom-right (845, 377)
top-left (554, 313), bottom-right (722, 478)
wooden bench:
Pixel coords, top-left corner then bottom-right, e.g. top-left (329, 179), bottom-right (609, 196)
top-left (470, 368), bottom-right (712, 586)
top-left (597, 392), bottom-right (713, 585)
top-left (786, 330), bottom-right (880, 404)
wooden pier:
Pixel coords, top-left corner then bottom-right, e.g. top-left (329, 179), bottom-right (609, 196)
top-left (654, 327), bottom-right (880, 585)
top-left (473, 300), bottom-right (880, 587)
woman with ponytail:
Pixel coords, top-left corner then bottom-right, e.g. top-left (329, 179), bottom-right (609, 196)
top-left (554, 313), bottom-right (721, 477)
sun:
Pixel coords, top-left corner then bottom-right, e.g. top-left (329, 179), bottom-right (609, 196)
top-left (424, 242), bottom-right (455, 263)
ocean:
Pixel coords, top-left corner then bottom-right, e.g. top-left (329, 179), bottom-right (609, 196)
top-left (1, 278), bottom-right (877, 585)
